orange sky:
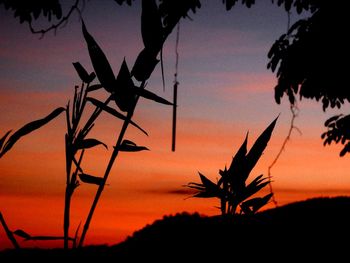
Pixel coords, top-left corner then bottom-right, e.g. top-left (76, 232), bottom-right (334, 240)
top-left (1, 1), bottom-right (350, 250)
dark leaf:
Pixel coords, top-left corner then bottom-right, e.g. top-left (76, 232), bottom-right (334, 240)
top-left (13, 229), bottom-right (31, 240)
top-left (198, 172), bottom-right (222, 198)
top-left (131, 48), bottom-right (159, 82)
top-left (0, 107), bottom-right (65, 158)
top-left (87, 97), bottom-right (148, 136)
top-left (0, 130), bottom-right (12, 151)
top-left (72, 62), bottom-right (91, 83)
top-left (241, 193), bottom-right (273, 214)
top-left (141, 0), bottom-right (164, 53)
top-left (324, 115), bottom-right (342, 127)
top-left (119, 139), bottom-right (149, 152)
top-left (87, 84), bottom-right (103, 92)
top-left (245, 117), bottom-right (278, 178)
top-left (88, 72), bottom-right (96, 83)
top-left (132, 86), bottom-right (173, 106)
top-left (340, 143), bottom-right (350, 157)
top-left (75, 138), bottom-right (108, 150)
top-left (187, 172), bottom-right (222, 199)
top-left (227, 133), bottom-right (248, 188)
top-left (114, 58), bottom-right (136, 112)
top-left (243, 177), bottom-right (270, 201)
top-left (82, 21), bottom-right (116, 93)
top-left (79, 173), bottom-right (104, 185)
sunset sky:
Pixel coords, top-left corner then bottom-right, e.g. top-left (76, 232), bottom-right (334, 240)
top-left (1, 0), bottom-right (350, 249)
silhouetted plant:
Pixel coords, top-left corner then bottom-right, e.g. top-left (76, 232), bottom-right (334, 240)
top-left (187, 117), bottom-right (278, 216)
top-left (1, 0), bottom-right (203, 250)
top-left (76, 0), bottom-right (203, 247)
top-left (322, 114), bottom-right (350, 157)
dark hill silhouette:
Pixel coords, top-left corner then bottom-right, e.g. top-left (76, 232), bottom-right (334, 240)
top-left (1, 196), bottom-right (350, 261)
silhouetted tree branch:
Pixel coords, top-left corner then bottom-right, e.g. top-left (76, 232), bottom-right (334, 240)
top-left (267, 104), bottom-right (301, 206)
top-left (0, 0), bottom-right (82, 37)
top-left (29, 0), bottom-right (82, 37)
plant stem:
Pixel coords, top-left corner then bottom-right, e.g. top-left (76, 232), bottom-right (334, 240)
top-left (78, 82), bottom-right (145, 247)
top-left (0, 212), bottom-right (20, 249)
top-left (63, 186), bottom-right (72, 249)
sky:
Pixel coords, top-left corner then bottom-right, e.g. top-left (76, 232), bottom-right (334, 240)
top-left (1, 0), bottom-right (350, 249)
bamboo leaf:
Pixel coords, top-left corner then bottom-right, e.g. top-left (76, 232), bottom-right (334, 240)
top-left (119, 139), bottom-right (149, 152)
top-left (0, 130), bottom-right (12, 151)
top-left (141, 0), bottom-right (163, 53)
top-left (131, 48), bottom-right (159, 82)
top-left (87, 84), bottom-right (103, 92)
top-left (87, 97), bottom-right (148, 136)
top-left (82, 20), bottom-right (116, 93)
top-left (132, 86), bottom-right (173, 106)
top-left (79, 173), bottom-right (104, 186)
top-left (198, 172), bottom-right (222, 198)
top-left (227, 133), bottom-right (249, 188)
top-left (245, 116), bottom-right (278, 178)
top-left (114, 58), bottom-right (136, 112)
top-left (75, 138), bottom-right (108, 150)
top-left (0, 107), bottom-right (65, 158)
top-left (13, 229), bottom-right (31, 240)
top-left (244, 180), bottom-right (270, 201)
top-left (241, 193), bottom-right (273, 214)
top-left (187, 173), bottom-right (222, 198)
top-left (72, 62), bottom-right (91, 83)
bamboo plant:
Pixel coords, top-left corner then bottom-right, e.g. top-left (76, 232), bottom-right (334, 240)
top-left (0, 0), bottom-right (202, 249)
top-left (187, 117), bottom-right (278, 216)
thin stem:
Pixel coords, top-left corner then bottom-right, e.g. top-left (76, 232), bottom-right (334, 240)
top-left (267, 104), bottom-right (301, 207)
top-left (63, 186), bottom-right (73, 249)
top-left (78, 81), bottom-right (145, 247)
top-left (0, 212), bottom-right (20, 249)
top-left (63, 83), bottom-right (91, 249)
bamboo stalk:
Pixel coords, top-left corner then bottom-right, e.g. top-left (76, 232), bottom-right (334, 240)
top-left (78, 81), bottom-right (146, 247)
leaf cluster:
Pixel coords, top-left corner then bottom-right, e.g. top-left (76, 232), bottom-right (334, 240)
top-left (0, 0), bottom-right (62, 24)
top-left (322, 114), bottom-right (350, 157)
top-left (267, 1), bottom-right (348, 111)
top-left (188, 117), bottom-right (278, 216)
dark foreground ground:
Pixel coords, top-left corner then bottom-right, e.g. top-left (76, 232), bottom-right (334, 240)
top-left (1, 196), bottom-right (350, 261)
